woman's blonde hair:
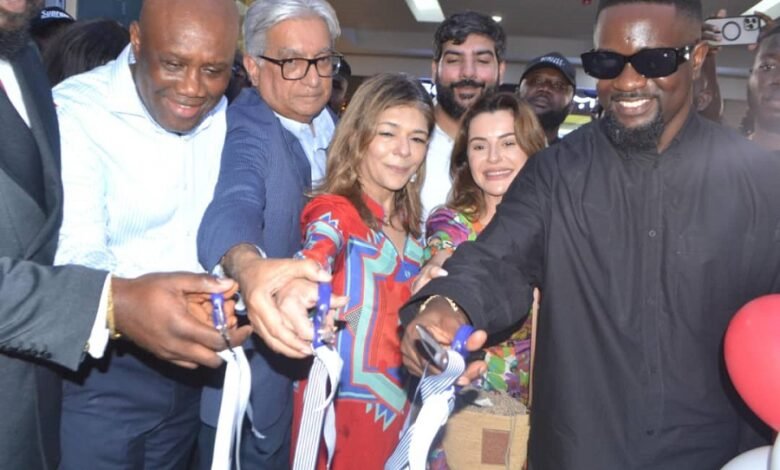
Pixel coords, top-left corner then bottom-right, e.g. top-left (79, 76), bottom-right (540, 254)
top-left (449, 92), bottom-right (547, 221)
top-left (317, 72), bottom-right (434, 238)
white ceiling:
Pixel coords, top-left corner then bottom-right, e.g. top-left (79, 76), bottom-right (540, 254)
top-left (330, 0), bottom-right (762, 82)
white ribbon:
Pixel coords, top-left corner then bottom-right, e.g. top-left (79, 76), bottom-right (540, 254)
top-left (292, 345), bottom-right (344, 470)
top-left (211, 346), bottom-right (251, 470)
top-left (385, 350), bottom-right (466, 470)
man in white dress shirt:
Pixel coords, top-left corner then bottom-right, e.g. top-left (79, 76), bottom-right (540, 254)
top-left (52, 0), bottom-right (243, 468)
top-left (420, 11), bottom-right (506, 220)
top-left (0, 0), bottom-right (259, 467)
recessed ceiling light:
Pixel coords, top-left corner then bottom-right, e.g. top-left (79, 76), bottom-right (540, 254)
top-left (492, 15), bottom-right (503, 23)
top-left (405, 0), bottom-right (445, 23)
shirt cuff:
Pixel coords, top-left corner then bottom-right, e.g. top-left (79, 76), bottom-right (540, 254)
top-left (86, 274), bottom-right (112, 358)
top-left (213, 244), bottom-right (267, 312)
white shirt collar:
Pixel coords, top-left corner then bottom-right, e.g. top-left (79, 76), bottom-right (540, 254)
top-left (273, 107), bottom-right (335, 183)
top-left (0, 58), bottom-right (30, 126)
top-left (274, 108), bottom-right (334, 145)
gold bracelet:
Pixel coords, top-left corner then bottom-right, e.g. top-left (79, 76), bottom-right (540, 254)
top-left (106, 278), bottom-right (122, 340)
top-left (419, 295), bottom-right (459, 314)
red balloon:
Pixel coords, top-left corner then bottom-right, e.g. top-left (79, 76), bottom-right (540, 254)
top-left (725, 294), bottom-right (780, 431)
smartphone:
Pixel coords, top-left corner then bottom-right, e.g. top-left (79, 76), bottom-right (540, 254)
top-left (705, 15), bottom-right (762, 46)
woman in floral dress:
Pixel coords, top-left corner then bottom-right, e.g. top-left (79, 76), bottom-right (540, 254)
top-left (422, 92), bottom-right (546, 403)
top-left (421, 93), bottom-right (546, 468)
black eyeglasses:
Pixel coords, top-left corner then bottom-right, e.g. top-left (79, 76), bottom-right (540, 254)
top-left (581, 44), bottom-right (696, 79)
top-left (257, 54), bottom-right (343, 80)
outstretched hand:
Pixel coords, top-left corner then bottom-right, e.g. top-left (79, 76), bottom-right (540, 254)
top-left (400, 296), bottom-right (488, 386)
top-left (246, 257), bottom-right (348, 358)
top-left (227, 249), bottom-right (347, 358)
top-left (112, 273), bottom-right (251, 369)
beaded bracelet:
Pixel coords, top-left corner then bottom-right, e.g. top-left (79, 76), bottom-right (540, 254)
top-left (419, 295), bottom-right (459, 314)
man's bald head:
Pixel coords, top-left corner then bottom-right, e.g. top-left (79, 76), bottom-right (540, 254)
top-left (139, 0), bottom-right (239, 36)
top-left (130, 0), bottom-right (239, 133)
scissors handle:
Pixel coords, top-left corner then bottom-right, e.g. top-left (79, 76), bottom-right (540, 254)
top-left (451, 325), bottom-right (475, 357)
top-left (210, 293), bottom-right (233, 352)
top-left (211, 293), bottom-right (226, 329)
top-left (312, 282), bottom-right (332, 348)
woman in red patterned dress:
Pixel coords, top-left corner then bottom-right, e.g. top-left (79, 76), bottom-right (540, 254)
top-left (291, 73), bottom-right (434, 469)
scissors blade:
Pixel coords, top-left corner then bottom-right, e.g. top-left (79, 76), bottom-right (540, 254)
top-left (415, 324), bottom-right (448, 370)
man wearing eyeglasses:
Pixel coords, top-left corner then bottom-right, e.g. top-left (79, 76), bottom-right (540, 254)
top-left (400, 0), bottom-right (780, 468)
top-left (517, 52), bottom-right (577, 145)
top-left (196, 0), bottom-right (341, 468)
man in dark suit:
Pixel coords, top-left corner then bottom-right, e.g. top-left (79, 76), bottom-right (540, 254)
top-left (0, 1), bottom-right (254, 468)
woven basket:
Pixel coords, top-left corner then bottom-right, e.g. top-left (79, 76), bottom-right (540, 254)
top-left (443, 289), bottom-right (539, 469)
top-left (441, 408), bottom-right (529, 469)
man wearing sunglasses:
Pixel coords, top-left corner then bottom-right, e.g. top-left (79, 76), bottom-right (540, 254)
top-left (400, 0), bottom-right (780, 468)
top-left (196, 0), bottom-right (341, 467)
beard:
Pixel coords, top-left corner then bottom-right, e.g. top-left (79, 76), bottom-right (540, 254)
top-left (435, 78), bottom-right (497, 120)
top-left (602, 106), bottom-right (664, 152)
top-left (0, 0), bottom-right (41, 60)
top-left (536, 106), bottom-right (570, 132)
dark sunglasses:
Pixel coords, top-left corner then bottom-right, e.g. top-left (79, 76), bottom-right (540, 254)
top-left (581, 44), bottom-right (696, 79)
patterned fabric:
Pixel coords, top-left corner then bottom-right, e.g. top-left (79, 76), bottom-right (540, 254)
top-left (292, 194), bottom-right (423, 469)
top-left (425, 207), bottom-right (532, 404)
top-left (423, 208), bottom-right (480, 260)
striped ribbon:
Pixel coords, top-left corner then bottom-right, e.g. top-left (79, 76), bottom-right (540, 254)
top-left (293, 281), bottom-right (344, 469)
top-left (292, 345), bottom-right (343, 470)
top-left (385, 350), bottom-right (466, 470)
top-left (211, 346), bottom-right (252, 470)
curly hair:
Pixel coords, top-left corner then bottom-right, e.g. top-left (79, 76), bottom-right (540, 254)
top-left (433, 11), bottom-right (506, 63)
top-left (317, 73), bottom-right (434, 238)
top-left (448, 92), bottom-right (547, 221)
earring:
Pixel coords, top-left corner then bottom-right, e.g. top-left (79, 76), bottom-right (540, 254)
top-left (410, 174), bottom-right (418, 183)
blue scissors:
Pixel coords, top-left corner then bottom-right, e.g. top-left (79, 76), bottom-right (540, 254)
top-left (415, 324), bottom-right (475, 370)
top-left (312, 282), bottom-right (335, 349)
top-left (211, 293), bottom-right (233, 353)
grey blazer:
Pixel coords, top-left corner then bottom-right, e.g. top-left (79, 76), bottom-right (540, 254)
top-left (0, 42), bottom-right (107, 469)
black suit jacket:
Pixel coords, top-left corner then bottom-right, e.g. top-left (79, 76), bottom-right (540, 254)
top-left (0, 42), bottom-right (107, 469)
